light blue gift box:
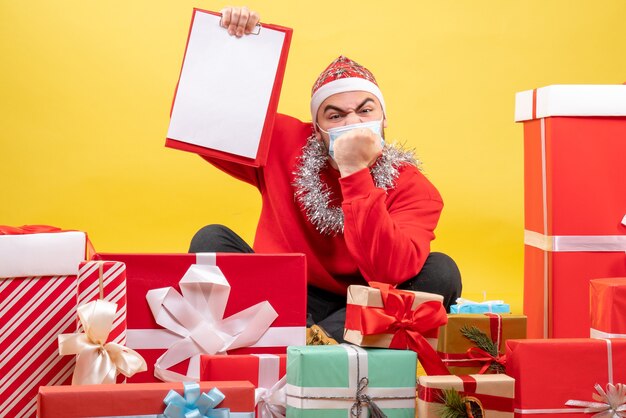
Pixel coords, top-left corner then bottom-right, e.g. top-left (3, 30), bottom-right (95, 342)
top-left (286, 345), bottom-right (416, 418)
top-left (450, 299), bottom-right (510, 314)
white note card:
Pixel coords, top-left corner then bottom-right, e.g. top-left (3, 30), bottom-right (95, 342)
top-left (167, 12), bottom-right (285, 159)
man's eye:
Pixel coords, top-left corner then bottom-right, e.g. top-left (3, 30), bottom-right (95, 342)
top-left (329, 114), bottom-right (341, 120)
top-left (360, 108), bottom-right (372, 113)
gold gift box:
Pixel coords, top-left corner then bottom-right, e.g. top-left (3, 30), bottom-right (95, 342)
top-left (417, 374), bottom-right (514, 418)
top-left (437, 314), bottom-right (526, 375)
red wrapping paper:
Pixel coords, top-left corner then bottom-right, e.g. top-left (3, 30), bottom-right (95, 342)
top-left (506, 338), bottom-right (626, 417)
top-left (590, 277), bottom-right (626, 337)
top-left (0, 227), bottom-right (91, 418)
top-left (92, 253), bottom-right (306, 383)
top-left (200, 354), bottom-right (286, 387)
top-left (200, 354), bottom-right (286, 417)
top-left (520, 115), bottom-right (626, 338)
top-left (37, 380), bottom-right (255, 417)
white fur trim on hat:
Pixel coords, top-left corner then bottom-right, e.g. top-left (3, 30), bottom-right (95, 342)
top-left (310, 78), bottom-right (386, 123)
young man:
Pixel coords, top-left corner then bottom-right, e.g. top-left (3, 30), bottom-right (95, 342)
top-left (189, 7), bottom-right (462, 343)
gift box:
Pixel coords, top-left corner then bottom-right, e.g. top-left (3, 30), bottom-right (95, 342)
top-left (201, 354), bottom-right (286, 417)
top-left (590, 277), bottom-right (626, 338)
top-left (37, 380), bottom-right (255, 417)
top-left (515, 85), bottom-right (626, 338)
top-left (450, 299), bottom-right (511, 314)
top-left (92, 252), bottom-right (307, 382)
top-left (417, 374), bottom-right (515, 417)
top-left (344, 282), bottom-right (449, 375)
top-left (0, 226), bottom-right (90, 418)
top-left (286, 345), bottom-right (416, 418)
top-left (506, 338), bottom-right (626, 417)
top-left (437, 313), bottom-right (526, 375)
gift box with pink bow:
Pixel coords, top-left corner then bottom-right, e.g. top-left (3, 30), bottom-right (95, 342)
top-left (343, 282), bottom-right (449, 375)
top-left (92, 252), bottom-right (307, 383)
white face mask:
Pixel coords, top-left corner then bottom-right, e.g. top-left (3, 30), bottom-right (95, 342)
top-left (318, 119), bottom-right (385, 158)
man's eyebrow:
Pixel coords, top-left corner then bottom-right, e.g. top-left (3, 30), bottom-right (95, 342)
top-left (323, 98), bottom-right (375, 114)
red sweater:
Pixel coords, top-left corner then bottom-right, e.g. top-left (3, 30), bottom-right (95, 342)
top-left (203, 114), bottom-right (443, 295)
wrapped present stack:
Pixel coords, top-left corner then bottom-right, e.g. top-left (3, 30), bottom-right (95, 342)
top-left (502, 84), bottom-right (626, 416)
top-left (514, 84), bottom-right (626, 339)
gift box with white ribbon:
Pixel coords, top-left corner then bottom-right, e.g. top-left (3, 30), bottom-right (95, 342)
top-left (506, 338), bottom-right (626, 417)
top-left (201, 354), bottom-right (286, 418)
top-left (286, 344), bottom-right (417, 418)
top-left (93, 252), bottom-right (307, 383)
top-left (515, 85), bottom-right (626, 338)
top-left (0, 226), bottom-right (90, 418)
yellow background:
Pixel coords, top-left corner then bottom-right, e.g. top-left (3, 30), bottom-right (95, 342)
top-left (2, 1), bottom-right (625, 313)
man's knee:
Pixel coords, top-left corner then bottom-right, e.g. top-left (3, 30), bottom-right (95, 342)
top-left (426, 252), bottom-right (462, 294)
top-left (398, 252), bottom-right (462, 311)
top-left (189, 224), bottom-right (231, 253)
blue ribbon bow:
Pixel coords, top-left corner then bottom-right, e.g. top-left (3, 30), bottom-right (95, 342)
top-left (163, 382), bottom-right (231, 418)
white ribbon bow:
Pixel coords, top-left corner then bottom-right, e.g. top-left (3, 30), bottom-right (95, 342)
top-left (146, 263), bottom-right (279, 382)
top-left (566, 383), bottom-right (626, 418)
top-left (58, 300), bottom-right (147, 385)
top-left (256, 376), bottom-right (287, 418)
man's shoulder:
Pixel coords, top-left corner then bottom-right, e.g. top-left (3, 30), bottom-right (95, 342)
top-left (395, 164), bottom-right (443, 202)
top-left (274, 113), bottom-right (313, 137)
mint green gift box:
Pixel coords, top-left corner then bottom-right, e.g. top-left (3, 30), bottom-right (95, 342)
top-left (286, 344), bottom-right (416, 418)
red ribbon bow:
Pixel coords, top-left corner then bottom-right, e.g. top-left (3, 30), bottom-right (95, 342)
top-left (465, 347), bottom-right (507, 374)
top-left (357, 282), bottom-right (450, 375)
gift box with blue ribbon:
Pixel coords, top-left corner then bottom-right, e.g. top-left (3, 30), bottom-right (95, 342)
top-left (37, 381), bottom-right (255, 418)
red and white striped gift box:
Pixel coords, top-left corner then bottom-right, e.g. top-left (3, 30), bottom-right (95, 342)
top-left (76, 260), bottom-right (127, 346)
top-left (0, 227), bottom-right (88, 418)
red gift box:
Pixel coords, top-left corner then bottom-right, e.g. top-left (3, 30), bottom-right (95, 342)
top-left (0, 226), bottom-right (90, 418)
top-left (515, 85), bottom-right (626, 338)
top-left (93, 252), bottom-right (307, 383)
top-left (506, 338), bottom-right (626, 417)
top-left (201, 354), bottom-right (286, 417)
top-left (590, 277), bottom-right (626, 338)
top-left (37, 380), bottom-right (255, 417)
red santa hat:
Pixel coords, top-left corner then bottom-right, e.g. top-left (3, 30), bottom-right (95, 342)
top-left (310, 56), bottom-right (386, 123)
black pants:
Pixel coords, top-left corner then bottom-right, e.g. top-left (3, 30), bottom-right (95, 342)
top-left (190, 224), bottom-right (462, 342)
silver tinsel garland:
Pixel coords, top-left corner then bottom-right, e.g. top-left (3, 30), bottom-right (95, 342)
top-left (293, 135), bottom-right (420, 236)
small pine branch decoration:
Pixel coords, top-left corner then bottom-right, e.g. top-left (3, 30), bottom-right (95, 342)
top-left (438, 388), bottom-right (485, 418)
top-left (439, 388), bottom-right (467, 418)
top-left (460, 325), bottom-right (505, 373)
